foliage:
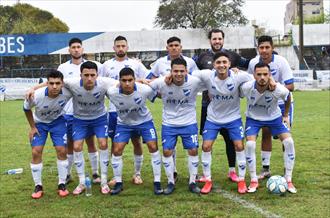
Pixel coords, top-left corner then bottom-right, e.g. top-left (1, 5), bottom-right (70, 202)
top-left (293, 12), bottom-right (326, 25)
top-left (0, 91), bottom-right (330, 217)
top-left (0, 3), bottom-right (69, 34)
top-left (154, 0), bottom-right (248, 30)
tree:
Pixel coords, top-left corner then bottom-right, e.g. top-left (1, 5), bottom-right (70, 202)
top-left (154, 0), bottom-right (248, 29)
top-left (0, 3), bottom-right (69, 34)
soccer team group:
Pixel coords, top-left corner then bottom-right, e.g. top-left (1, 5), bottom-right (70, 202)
top-left (23, 29), bottom-right (297, 199)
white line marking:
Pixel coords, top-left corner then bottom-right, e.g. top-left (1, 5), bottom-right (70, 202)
top-left (213, 187), bottom-right (282, 218)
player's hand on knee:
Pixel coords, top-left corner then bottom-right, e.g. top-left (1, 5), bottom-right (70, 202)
top-left (29, 127), bottom-right (40, 142)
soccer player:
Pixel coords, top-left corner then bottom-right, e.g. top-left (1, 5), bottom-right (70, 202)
top-left (106, 67), bottom-right (162, 195)
top-left (149, 58), bottom-right (203, 195)
top-left (146, 36), bottom-right (198, 182)
top-left (193, 52), bottom-right (252, 194)
top-left (101, 35), bottom-right (149, 185)
top-left (24, 70), bottom-right (72, 199)
top-left (57, 38), bottom-right (103, 184)
top-left (248, 35), bottom-right (294, 179)
top-left (195, 29), bottom-right (250, 183)
top-left (241, 62), bottom-right (297, 194)
top-left (61, 61), bottom-right (117, 195)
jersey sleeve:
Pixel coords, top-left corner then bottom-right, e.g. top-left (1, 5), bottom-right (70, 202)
top-left (63, 78), bottom-right (77, 90)
top-left (237, 71), bottom-right (254, 85)
top-left (136, 62), bottom-right (149, 79)
top-left (23, 99), bottom-right (35, 111)
top-left (147, 60), bottom-right (160, 79)
top-left (101, 77), bottom-right (118, 90)
top-left (62, 87), bottom-right (73, 100)
top-left (279, 57), bottom-right (294, 85)
top-left (188, 59), bottom-right (198, 74)
top-left (239, 81), bottom-right (251, 98)
top-left (273, 83), bottom-right (290, 101)
top-left (142, 84), bottom-right (158, 102)
top-left (149, 77), bottom-right (163, 91)
top-left (247, 58), bottom-right (257, 75)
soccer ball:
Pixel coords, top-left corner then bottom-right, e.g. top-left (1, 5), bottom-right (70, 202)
top-left (266, 175), bottom-right (288, 195)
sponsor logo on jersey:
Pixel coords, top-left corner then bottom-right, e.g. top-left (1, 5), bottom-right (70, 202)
top-left (43, 105), bottom-right (48, 109)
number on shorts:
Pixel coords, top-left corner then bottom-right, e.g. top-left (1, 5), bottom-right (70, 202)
top-left (190, 134), bottom-right (198, 145)
top-left (150, 128), bottom-right (156, 139)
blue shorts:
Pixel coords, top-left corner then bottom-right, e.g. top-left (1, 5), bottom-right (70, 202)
top-left (245, 117), bottom-right (290, 137)
top-left (113, 120), bottom-right (157, 143)
top-left (72, 114), bottom-right (108, 141)
top-left (202, 118), bottom-right (244, 141)
top-left (108, 112), bottom-right (118, 139)
top-left (279, 102), bottom-right (294, 126)
top-left (161, 123), bottom-right (199, 150)
top-left (31, 116), bottom-right (67, 147)
top-left (64, 114), bottom-right (94, 140)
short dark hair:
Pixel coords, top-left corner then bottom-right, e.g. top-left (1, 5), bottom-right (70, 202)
top-left (171, 57), bottom-right (187, 68)
top-left (167, 36), bottom-right (181, 44)
top-left (114, 35), bottom-right (127, 43)
top-left (254, 62), bottom-right (270, 71)
top-left (208, 29), bottom-right (225, 39)
top-left (80, 61), bottom-right (98, 73)
top-left (69, 38), bottom-right (82, 47)
top-left (119, 67), bottom-right (135, 79)
top-left (257, 35), bottom-right (273, 46)
top-left (47, 70), bottom-right (63, 81)
top-left (213, 51), bottom-right (230, 62)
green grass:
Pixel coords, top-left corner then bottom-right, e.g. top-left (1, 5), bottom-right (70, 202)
top-left (0, 91), bottom-right (329, 217)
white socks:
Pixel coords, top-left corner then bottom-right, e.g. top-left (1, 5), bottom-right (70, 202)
top-left (99, 149), bottom-right (109, 185)
top-left (188, 155), bottom-right (199, 184)
top-left (88, 152), bottom-right (99, 175)
top-left (57, 159), bottom-right (68, 185)
top-left (162, 155), bottom-right (174, 184)
top-left (30, 162), bottom-right (43, 186)
top-left (111, 155), bottom-right (123, 183)
top-left (282, 137), bottom-right (295, 181)
top-left (173, 148), bottom-right (177, 173)
top-left (201, 151), bottom-right (212, 180)
top-left (134, 154), bottom-right (143, 176)
top-left (261, 151), bottom-right (271, 166)
top-left (236, 151), bottom-right (246, 180)
top-left (246, 141), bottom-right (257, 181)
top-left (151, 151), bottom-right (161, 182)
top-left (74, 151), bottom-right (85, 184)
top-left (67, 154), bottom-right (74, 176)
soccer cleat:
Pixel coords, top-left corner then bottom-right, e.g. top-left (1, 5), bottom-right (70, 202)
top-left (189, 182), bottom-right (201, 194)
top-left (228, 171), bottom-right (239, 183)
top-left (258, 168), bottom-right (271, 180)
top-left (153, 182), bottom-right (163, 195)
top-left (65, 174), bottom-right (73, 184)
top-left (247, 179), bottom-right (259, 193)
top-left (72, 184), bottom-right (86, 195)
top-left (196, 175), bottom-right (208, 183)
top-left (100, 183), bottom-right (111, 194)
top-left (92, 173), bottom-right (101, 184)
top-left (287, 181), bottom-right (297, 194)
top-left (201, 180), bottom-right (213, 194)
top-left (31, 185), bottom-right (43, 199)
top-left (132, 174), bottom-right (143, 185)
top-left (174, 172), bottom-right (178, 183)
top-left (111, 182), bottom-right (123, 195)
top-left (237, 180), bottom-right (248, 194)
top-left (58, 183), bottom-right (69, 197)
top-left (163, 182), bottom-right (175, 195)
top-left (108, 177), bottom-right (116, 187)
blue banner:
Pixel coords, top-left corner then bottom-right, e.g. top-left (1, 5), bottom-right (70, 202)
top-left (0, 32), bottom-right (103, 56)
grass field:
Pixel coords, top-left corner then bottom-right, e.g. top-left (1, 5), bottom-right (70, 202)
top-left (0, 91), bottom-right (329, 218)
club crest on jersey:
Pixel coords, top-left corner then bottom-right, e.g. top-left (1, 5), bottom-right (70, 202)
top-left (265, 96), bottom-right (273, 103)
top-left (93, 92), bottom-right (101, 99)
top-left (183, 89), bottom-right (191, 96)
top-left (58, 100), bottom-right (66, 107)
top-left (270, 69), bottom-right (277, 76)
top-left (227, 83), bottom-right (234, 91)
top-left (134, 97), bottom-right (142, 104)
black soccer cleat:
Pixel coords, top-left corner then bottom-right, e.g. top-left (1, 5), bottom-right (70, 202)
top-left (111, 182), bottom-right (123, 195)
top-left (153, 182), bottom-right (163, 195)
top-left (189, 182), bottom-right (201, 194)
top-left (164, 182), bottom-right (175, 195)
